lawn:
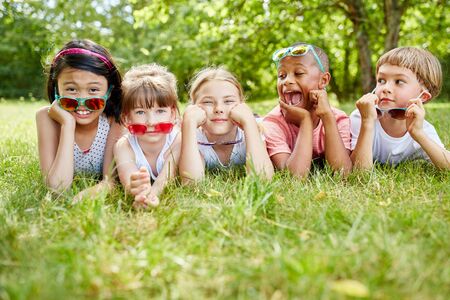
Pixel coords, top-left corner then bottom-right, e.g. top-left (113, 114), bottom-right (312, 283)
top-left (0, 99), bottom-right (449, 299)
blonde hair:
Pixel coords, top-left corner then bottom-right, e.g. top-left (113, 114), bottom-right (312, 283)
top-left (188, 67), bottom-right (245, 103)
top-left (376, 47), bottom-right (442, 98)
top-left (121, 63), bottom-right (178, 119)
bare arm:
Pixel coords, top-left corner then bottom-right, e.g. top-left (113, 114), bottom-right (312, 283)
top-left (36, 104), bottom-right (76, 190)
top-left (407, 98), bottom-right (450, 169)
top-left (150, 134), bottom-right (182, 196)
top-left (271, 101), bottom-right (313, 178)
top-left (350, 93), bottom-right (378, 170)
top-left (179, 105), bottom-right (206, 183)
top-left (321, 113), bottom-right (352, 174)
top-left (230, 104), bottom-right (274, 179)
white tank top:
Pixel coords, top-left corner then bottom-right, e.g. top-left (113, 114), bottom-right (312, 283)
top-left (196, 127), bottom-right (246, 169)
top-left (127, 128), bottom-right (179, 181)
top-left (74, 114), bottom-right (110, 175)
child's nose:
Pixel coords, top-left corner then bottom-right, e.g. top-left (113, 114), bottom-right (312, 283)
top-left (214, 103), bottom-right (225, 114)
top-left (284, 73), bottom-right (296, 85)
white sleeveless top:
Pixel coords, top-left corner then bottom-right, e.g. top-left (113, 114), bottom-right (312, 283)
top-left (196, 127), bottom-right (247, 169)
top-left (74, 114), bottom-right (110, 175)
top-left (127, 128), bottom-right (179, 181)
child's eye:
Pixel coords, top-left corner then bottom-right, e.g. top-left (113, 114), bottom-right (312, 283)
top-left (395, 79), bottom-right (405, 85)
top-left (135, 110), bottom-right (145, 115)
top-left (377, 79), bottom-right (386, 84)
top-left (225, 99), bottom-right (237, 104)
top-left (278, 73), bottom-right (286, 79)
top-left (65, 87), bottom-right (76, 93)
top-left (295, 72), bottom-right (304, 76)
top-left (89, 88), bottom-right (100, 93)
top-left (156, 109), bottom-right (168, 114)
top-left (201, 100), bottom-right (213, 105)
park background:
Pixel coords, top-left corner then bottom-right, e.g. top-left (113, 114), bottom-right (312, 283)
top-left (1, 1), bottom-right (449, 299)
top-left (0, 0), bottom-right (448, 102)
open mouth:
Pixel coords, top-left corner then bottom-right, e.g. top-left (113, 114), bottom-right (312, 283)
top-left (75, 110), bottom-right (91, 116)
top-left (283, 91), bottom-right (302, 105)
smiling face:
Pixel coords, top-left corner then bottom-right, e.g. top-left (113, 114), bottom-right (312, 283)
top-left (276, 54), bottom-right (328, 110)
top-left (376, 64), bottom-right (429, 108)
top-left (126, 103), bottom-right (175, 142)
top-left (57, 67), bottom-right (108, 125)
top-left (194, 79), bottom-right (241, 137)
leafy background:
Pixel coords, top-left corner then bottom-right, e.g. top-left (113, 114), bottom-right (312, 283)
top-left (0, 0), bottom-right (448, 101)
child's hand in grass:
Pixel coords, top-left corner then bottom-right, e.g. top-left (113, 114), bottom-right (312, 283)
top-left (280, 100), bottom-right (311, 126)
top-left (183, 105), bottom-right (206, 127)
top-left (356, 93), bottom-right (378, 121)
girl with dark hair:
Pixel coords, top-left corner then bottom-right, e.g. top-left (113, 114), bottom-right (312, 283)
top-left (36, 39), bottom-right (123, 199)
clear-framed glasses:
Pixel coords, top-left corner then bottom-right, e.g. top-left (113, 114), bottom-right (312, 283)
top-left (55, 85), bottom-right (113, 111)
top-left (272, 44), bottom-right (325, 72)
top-left (197, 137), bottom-right (243, 146)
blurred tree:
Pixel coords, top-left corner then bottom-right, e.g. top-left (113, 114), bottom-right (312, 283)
top-left (0, 0), bottom-right (448, 101)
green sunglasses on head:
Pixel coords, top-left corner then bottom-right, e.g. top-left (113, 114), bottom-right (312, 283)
top-left (272, 44), bottom-right (325, 72)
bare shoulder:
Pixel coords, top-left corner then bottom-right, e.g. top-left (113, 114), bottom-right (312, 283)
top-left (35, 106), bottom-right (51, 121)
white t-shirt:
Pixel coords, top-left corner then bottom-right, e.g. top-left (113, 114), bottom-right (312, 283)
top-left (196, 127), bottom-right (246, 169)
top-left (350, 109), bottom-right (444, 165)
top-left (127, 128), bottom-right (179, 181)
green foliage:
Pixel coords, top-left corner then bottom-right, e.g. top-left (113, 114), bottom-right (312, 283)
top-left (0, 1), bottom-right (448, 101)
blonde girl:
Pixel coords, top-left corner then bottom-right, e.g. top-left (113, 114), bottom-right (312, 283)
top-left (179, 67), bottom-right (273, 182)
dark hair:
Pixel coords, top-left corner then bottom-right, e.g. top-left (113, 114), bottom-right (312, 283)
top-left (288, 42), bottom-right (330, 72)
top-left (46, 39), bottom-right (122, 121)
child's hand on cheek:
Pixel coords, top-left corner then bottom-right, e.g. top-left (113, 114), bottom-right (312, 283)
top-left (406, 98), bottom-right (425, 138)
top-left (309, 90), bottom-right (332, 118)
top-left (183, 104), bottom-right (207, 127)
top-left (280, 100), bottom-right (311, 126)
top-left (356, 93), bottom-right (378, 121)
top-left (48, 100), bottom-right (76, 127)
top-left (230, 103), bottom-right (253, 127)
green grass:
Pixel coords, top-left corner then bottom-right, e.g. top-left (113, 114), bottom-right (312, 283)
top-left (0, 99), bottom-right (449, 299)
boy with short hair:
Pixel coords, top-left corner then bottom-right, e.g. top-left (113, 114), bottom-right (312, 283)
top-left (350, 47), bottom-right (450, 169)
top-left (263, 42), bottom-right (352, 177)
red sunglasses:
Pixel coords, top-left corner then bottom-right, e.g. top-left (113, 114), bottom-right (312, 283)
top-left (55, 86), bottom-right (113, 112)
top-left (127, 122), bottom-right (174, 135)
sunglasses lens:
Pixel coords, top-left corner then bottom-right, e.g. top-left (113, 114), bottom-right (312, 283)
top-left (154, 122), bottom-right (174, 134)
top-left (376, 108), bottom-right (383, 119)
top-left (388, 109), bottom-right (407, 120)
top-left (59, 98), bottom-right (78, 111)
top-left (128, 124), bottom-right (147, 135)
top-left (85, 98), bottom-right (105, 111)
top-left (273, 48), bottom-right (287, 61)
top-left (291, 45), bottom-right (308, 55)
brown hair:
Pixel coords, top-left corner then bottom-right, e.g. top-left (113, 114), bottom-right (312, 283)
top-left (121, 64), bottom-right (178, 121)
top-left (376, 47), bottom-right (442, 98)
top-left (188, 67), bottom-right (245, 103)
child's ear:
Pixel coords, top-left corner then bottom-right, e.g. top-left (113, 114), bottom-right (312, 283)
top-left (318, 72), bottom-right (331, 90)
top-left (121, 114), bottom-right (131, 126)
top-left (420, 90), bottom-right (432, 103)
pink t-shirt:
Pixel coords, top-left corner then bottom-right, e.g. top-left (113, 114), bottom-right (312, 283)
top-left (262, 105), bottom-right (351, 158)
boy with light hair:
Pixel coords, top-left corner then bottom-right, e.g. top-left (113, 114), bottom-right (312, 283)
top-left (350, 47), bottom-right (449, 169)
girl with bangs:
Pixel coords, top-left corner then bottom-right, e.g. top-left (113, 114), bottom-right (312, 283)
top-left (114, 64), bottom-right (181, 208)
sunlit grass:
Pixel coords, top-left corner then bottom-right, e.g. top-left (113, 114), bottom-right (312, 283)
top-left (0, 100), bottom-right (449, 299)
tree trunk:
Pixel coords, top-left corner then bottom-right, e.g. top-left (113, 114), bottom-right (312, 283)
top-left (384, 0), bottom-right (408, 51)
top-left (338, 0), bottom-right (376, 93)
